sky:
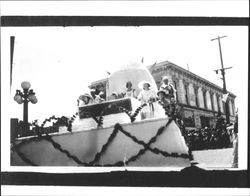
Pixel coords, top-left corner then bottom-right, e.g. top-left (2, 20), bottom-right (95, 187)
top-left (1, 26), bottom-right (248, 123)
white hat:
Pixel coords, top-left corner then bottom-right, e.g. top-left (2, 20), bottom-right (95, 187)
top-left (138, 81), bottom-right (151, 89)
top-left (79, 93), bottom-right (93, 100)
top-left (111, 92), bottom-right (118, 97)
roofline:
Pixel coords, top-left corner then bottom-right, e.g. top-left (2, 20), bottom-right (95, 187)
top-left (149, 61), bottom-right (236, 98)
top-left (89, 78), bottom-right (108, 87)
top-left (88, 60), bottom-right (236, 98)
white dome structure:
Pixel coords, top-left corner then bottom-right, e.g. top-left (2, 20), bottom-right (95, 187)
top-left (107, 61), bottom-right (158, 97)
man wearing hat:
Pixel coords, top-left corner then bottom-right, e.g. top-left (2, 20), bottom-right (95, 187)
top-left (78, 93), bottom-right (94, 106)
top-left (157, 90), bottom-right (170, 105)
top-left (157, 89), bottom-right (173, 115)
top-left (159, 75), bottom-right (177, 102)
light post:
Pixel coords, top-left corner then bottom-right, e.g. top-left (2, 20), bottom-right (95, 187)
top-left (14, 81), bottom-right (38, 134)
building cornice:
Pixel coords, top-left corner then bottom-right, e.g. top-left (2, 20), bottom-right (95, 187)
top-left (149, 61), bottom-right (236, 98)
top-left (178, 103), bottom-right (235, 117)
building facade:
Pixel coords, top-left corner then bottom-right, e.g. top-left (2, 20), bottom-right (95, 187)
top-left (89, 60), bottom-right (236, 129)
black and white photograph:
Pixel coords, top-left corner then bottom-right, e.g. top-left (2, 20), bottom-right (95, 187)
top-left (1, 1), bottom-right (249, 195)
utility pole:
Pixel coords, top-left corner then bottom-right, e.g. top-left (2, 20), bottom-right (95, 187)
top-left (211, 35), bottom-right (231, 124)
top-left (10, 36), bottom-right (15, 90)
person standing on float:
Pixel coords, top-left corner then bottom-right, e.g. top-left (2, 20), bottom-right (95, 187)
top-left (124, 81), bottom-right (137, 98)
top-left (159, 75), bottom-right (177, 103)
top-left (137, 81), bottom-right (157, 120)
top-left (78, 93), bottom-right (94, 106)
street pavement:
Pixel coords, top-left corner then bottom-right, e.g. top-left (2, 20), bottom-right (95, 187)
top-left (192, 148), bottom-right (234, 169)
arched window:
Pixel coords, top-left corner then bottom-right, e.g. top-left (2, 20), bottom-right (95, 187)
top-left (202, 89), bottom-right (207, 109)
top-left (184, 83), bottom-right (189, 105)
top-left (210, 92), bottom-right (214, 111)
top-left (216, 94), bottom-right (220, 112)
top-left (223, 102), bottom-right (226, 114)
top-left (194, 86), bottom-right (199, 107)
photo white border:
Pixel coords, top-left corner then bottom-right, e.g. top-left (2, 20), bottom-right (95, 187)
top-left (1, 2), bottom-right (249, 196)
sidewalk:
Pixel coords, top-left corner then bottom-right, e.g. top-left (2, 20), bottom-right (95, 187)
top-left (192, 148), bottom-right (233, 169)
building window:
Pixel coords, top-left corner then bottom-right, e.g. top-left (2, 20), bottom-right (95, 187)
top-left (216, 94), bottom-right (221, 112)
top-left (184, 83), bottom-right (189, 105)
top-left (182, 110), bottom-right (195, 127)
top-left (203, 89), bottom-right (207, 109)
top-left (223, 102), bottom-right (226, 114)
top-left (210, 92), bottom-right (214, 111)
top-left (194, 86), bottom-right (199, 107)
top-left (212, 93), bottom-right (218, 112)
top-left (218, 95), bottom-right (224, 113)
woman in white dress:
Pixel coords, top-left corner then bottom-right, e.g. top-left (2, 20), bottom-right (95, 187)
top-left (137, 81), bottom-right (158, 120)
top-left (124, 81), bottom-right (137, 98)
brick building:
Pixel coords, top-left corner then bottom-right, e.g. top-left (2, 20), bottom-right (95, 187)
top-left (89, 60), bottom-right (236, 129)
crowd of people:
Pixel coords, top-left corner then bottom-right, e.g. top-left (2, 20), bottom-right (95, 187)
top-left (180, 113), bottom-right (238, 151)
top-left (77, 76), bottom-right (177, 120)
top-left (184, 127), bottom-right (232, 150)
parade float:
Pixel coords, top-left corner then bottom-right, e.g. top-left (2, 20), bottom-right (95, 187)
top-left (11, 62), bottom-right (192, 167)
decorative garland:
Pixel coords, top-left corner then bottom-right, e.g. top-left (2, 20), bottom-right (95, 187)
top-left (43, 133), bottom-right (88, 166)
top-left (11, 143), bottom-right (38, 166)
top-left (158, 100), bottom-right (179, 120)
top-left (81, 103), bottom-right (146, 128)
top-left (157, 101), bottom-right (194, 161)
top-left (118, 103), bottom-right (147, 122)
top-left (67, 112), bottom-right (79, 132)
top-left (107, 119), bottom-right (191, 166)
top-left (82, 105), bottom-right (109, 128)
top-left (11, 100), bottom-right (194, 166)
top-left (87, 123), bottom-right (120, 165)
top-left (39, 113), bottom-right (79, 132)
top-left (12, 115), bottom-right (192, 166)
